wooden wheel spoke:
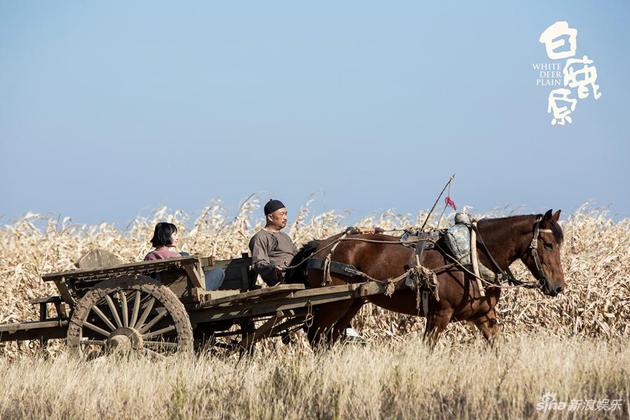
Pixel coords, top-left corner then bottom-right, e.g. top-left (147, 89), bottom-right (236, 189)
top-left (119, 291), bottom-right (129, 327)
top-left (138, 309), bottom-right (169, 334)
top-left (142, 324), bottom-right (176, 340)
top-left (67, 276), bottom-right (193, 358)
top-left (90, 305), bottom-right (117, 331)
top-left (105, 294), bottom-right (123, 328)
top-left (130, 290), bottom-right (141, 328)
top-left (134, 297), bottom-right (155, 329)
top-left (83, 321), bottom-right (110, 337)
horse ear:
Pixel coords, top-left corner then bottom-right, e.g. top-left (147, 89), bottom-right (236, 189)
top-left (543, 209), bottom-right (553, 221)
top-left (552, 210), bottom-right (561, 221)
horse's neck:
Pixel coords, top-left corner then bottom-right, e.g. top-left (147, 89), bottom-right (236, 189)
top-left (476, 216), bottom-right (533, 271)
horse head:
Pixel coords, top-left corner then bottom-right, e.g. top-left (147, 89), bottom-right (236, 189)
top-left (520, 209), bottom-right (566, 296)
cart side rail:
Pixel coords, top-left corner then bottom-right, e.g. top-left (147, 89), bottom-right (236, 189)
top-left (0, 320), bottom-right (69, 342)
top-left (42, 256), bottom-right (202, 284)
top-left (188, 280), bottom-right (397, 324)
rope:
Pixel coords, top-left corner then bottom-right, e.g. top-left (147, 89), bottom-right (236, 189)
top-left (282, 238), bottom-right (345, 270)
top-left (283, 231), bottom-right (436, 271)
top-left (433, 241), bottom-right (539, 290)
top-left (322, 231), bottom-right (348, 286)
top-left (340, 237), bottom-right (429, 245)
top-left (349, 264), bottom-right (440, 305)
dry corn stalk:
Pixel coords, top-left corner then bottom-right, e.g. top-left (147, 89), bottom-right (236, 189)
top-left (0, 202), bottom-right (628, 356)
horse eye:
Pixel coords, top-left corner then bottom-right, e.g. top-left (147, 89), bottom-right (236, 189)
top-left (544, 243), bottom-right (554, 251)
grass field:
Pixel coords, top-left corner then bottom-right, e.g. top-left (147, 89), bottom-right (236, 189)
top-left (0, 200), bottom-right (628, 418)
top-left (0, 335), bottom-right (627, 419)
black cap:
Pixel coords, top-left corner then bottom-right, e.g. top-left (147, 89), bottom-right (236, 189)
top-left (264, 199), bottom-right (285, 215)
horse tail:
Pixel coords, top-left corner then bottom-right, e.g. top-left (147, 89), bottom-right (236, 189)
top-left (285, 240), bottom-right (321, 286)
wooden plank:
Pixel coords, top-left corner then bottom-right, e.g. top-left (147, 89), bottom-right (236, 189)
top-left (240, 311), bottom-right (285, 349)
top-left (183, 259), bottom-right (204, 289)
top-left (290, 283), bottom-right (359, 298)
top-left (209, 256), bottom-right (251, 271)
top-left (199, 284), bottom-right (305, 308)
top-left (54, 278), bottom-right (76, 305)
top-left (42, 256), bottom-right (200, 282)
top-left (188, 281), bottom-right (389, 324)
top-left (196, 289), bottom-right (241, 301)
top-left (39, 303), bottom-right (47, 322)
top-left (267, 317), bottom-right (306, 336)
top-left (0, 319), bottom-right (69, 334)
top-left (190, 287), bottom-right (202, 303)
top-left (279, 281), bottom-right (393, 300)
top-left (30, 296), bottom-right (63, 305)
top-left (215, 257), bottom-right (254, 291)
top-left (190, 292), bottom-right (351, 323)
top-left (0, 322), bottom-right (69, 342)
top-left (240, 266), bottom-right (249, 291)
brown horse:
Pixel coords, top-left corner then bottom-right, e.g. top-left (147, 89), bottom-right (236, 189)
top-left (288, 210), bottom-right (565, 347)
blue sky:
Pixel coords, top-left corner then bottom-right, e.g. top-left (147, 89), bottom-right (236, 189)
top-left (1, 1), bottom-right (629, 225)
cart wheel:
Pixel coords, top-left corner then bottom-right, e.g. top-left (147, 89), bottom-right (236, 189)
top-left (67, 276), bottom-right (193, 358)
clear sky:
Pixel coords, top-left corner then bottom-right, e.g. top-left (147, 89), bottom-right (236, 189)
top-left (1, 1), bottom-right (629, 225)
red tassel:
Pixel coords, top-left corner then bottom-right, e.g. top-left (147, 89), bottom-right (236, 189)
top-left (445, 196), bottom-right (457, 210)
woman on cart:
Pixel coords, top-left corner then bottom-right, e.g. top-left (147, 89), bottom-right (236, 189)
top-left (145, 222), bottom-right (224, 290)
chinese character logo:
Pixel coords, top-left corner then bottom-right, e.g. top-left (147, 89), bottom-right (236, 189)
top-left (538, 21), bottom-right (601, 126)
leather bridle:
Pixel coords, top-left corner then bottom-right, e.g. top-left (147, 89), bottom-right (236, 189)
top-left (528, 217), bottom-right (554, 288)
top-left (471, 216), bottom-right (555, 290)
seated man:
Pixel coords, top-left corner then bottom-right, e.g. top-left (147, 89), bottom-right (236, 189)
top-left (145, 222), bottom-right (224, 290)
top-left (249, 199), bottom-right (365, 343)
top-left (248, 199), bottom-right (297, 286)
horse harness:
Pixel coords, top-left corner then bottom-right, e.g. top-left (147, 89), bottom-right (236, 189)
top-left (450, 216), bottom-right (553, 291)
top-left (305, 217), bottom-right (553, 308)
top-left (305, 227), bottom-right (443, 313)
top-left (526, 216), bottom-right (554, 286)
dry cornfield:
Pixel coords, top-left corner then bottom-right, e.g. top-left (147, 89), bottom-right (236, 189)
top-left (0, 199), bottom-right (628, 419)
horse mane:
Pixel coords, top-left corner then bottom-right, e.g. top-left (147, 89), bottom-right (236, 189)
top-left (284, 240), bottom-right (321, 285)
top-left (478, 214), bottom-right (564, 244)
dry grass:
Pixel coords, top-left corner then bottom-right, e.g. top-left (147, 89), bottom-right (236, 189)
top-left (0, 335), bottom-right (627, 419)
top-left (0, 199), bottom-right (628, 418)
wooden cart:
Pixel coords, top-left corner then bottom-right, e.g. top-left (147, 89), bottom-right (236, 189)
top-left (0, 254), bottom-right (390, 357)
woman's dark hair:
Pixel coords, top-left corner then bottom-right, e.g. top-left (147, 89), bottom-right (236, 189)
top-left (150, 222), bottom-right (177, 248)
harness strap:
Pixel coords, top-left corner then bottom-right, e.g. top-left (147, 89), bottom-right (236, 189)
top-left (470, 223), bottom-right (486, 297)
top-left (467, 217), bottom-right (553, 289)
top-left (471, 223), bottom-right (506, 275)
top-left (308, 253), bottom-right (444, 310)
top-left (307, 258), bottom-right (363, 278)
top-left (471, 223), bottom-right (529, 287)
top-left (530, 217), bottom-right (552, 282)
top-left (321, 230), bottom-right (350, 286)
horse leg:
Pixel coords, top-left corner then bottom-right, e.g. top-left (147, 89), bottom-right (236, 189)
top-left (474, 309), bottom-right (500, 347)
top-left (423, 309), bottom-right (453, 349)
top-left (329, 299), bottom-right (365, 344)
top-left (306, 301), bottom-right (355, 349)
